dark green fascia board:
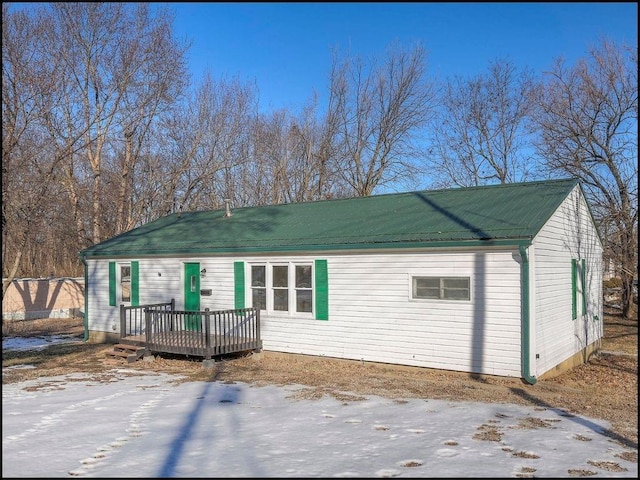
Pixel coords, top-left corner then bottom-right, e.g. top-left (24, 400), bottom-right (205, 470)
top-left (575, 182), bottom-right (605, 249)
top-left (81, 238), bottom-right (533, 259)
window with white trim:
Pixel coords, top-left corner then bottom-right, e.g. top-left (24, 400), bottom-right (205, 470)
top-left (411, 276), bottom-right (470, 301)
top-left (295, 265), bottom-right (313, 312)
top-left (120, 265), bottom-right (131, 303)
top-left (272, 265), bottom-right (289, 311)
top-left (251, 265), bottom-right (266, 311)
top-left (249, 262), bottom-right (314, 313)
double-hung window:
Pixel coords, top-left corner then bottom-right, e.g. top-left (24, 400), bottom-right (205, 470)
top-left (120, 265), bottom-right (131, 303)
top-left (251, 265), bottom-right (266, 311)
top-left (295, 265), bottom-right (313, 312)
top-left (272, 265), bottom-right (289, 311)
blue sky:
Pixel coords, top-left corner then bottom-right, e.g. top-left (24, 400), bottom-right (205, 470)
top-left (167, 2), bottom-right (638, 113)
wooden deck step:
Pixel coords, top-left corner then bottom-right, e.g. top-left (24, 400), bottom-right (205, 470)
top-left (113, 343), bottom-right (145, 352)
top-left (105, 344), bottom-right (146, 364)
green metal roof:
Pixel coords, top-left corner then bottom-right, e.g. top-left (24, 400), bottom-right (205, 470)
top-left (80, 178), bottom-right (581, 258)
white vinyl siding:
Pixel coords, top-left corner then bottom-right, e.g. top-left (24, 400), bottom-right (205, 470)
top-left (532, 185), bottom-right (603, 376)
top-left (243, 250), bottom-right (521, 377)
top-left (86, 250), bottom-right (522, 376)
top-left (87, 258), bottom-right (237, 334)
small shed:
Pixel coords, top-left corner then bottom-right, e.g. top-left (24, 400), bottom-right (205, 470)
top-left (80, 178), bottom-right (603, 383)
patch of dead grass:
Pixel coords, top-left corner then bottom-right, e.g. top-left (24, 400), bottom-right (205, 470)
top-left (2, 316), bottom-right (84, 338)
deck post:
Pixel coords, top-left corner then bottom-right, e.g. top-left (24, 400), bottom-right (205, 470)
top-left (144, 308), bottom-right (152, 343)
top-left (170, 299), bottom-right (176, 332)
top-left (119, 304), bottom-right (125, 339)
top-left (143, 308), bottom-right (152, 357)
top-left (204, 308), bottom-right (211, 359)
top-left (255, 308), bottom-right (261, 351)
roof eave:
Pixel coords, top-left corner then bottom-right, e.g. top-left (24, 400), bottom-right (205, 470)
top-left (81, 237), bottom-right (534, 259)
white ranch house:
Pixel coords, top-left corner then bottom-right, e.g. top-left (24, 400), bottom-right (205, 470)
top-left (80, 178), bottom-right (604, 383)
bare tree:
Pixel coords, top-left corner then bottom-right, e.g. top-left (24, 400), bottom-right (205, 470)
top-left (2, 5), bottom-right (82, 297)
top-left (3, 3), bottom-right (189, 294)
top-left (290, 94), bottom-right (351, 201)
top-left (109, 6), bottom-right (189, 235)
top-left (327, 42), bottom-right (436, 196)
top-left (250, 110), bottom-right (295, 205)
top-left (151, 74), bottom-right (258, 213)
top-left (248, 98), bottom-right (348, 206)
top-left (41, 3), bottom-right (188, 245)
top-left (427, 59), bottom-right (539, 188)
top-left (532, 38), bottom-right (638, 318)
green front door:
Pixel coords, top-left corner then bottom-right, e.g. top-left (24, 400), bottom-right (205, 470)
top-left (184, 262), bottom-right (201, 331)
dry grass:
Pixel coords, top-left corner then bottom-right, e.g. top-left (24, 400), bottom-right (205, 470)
top-left (2, 310), bottom-right (637, 452)
top-left (1, 316), bottom-right (83, 338)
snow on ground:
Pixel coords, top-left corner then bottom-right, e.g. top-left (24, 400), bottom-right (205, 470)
top-left (2, 335), bottom-right (637, 478)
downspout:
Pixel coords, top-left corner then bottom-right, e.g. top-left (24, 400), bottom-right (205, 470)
top-left (80, 254), bottom-right (89, 342)
top-left (519, 245), bottom-right (537, 385)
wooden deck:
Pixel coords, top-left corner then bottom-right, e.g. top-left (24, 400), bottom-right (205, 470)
top-left (121, 331), bottom-right (262, 357)
top-left (119, 302), bottom-right (262, 360)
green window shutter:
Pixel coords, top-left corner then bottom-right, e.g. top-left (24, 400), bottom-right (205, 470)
top-left (234, 261), bottom-right (245, 309)
top-left (581, 259), bottom-right (587, 315)
top-left (131, 261), bottom-right (139, 307)
top-left (109, 261), bottom-right (116, 306)
top-left (315, 259), bottom-right (328, 320)
top-left (571, 259), bottom-right (577, 320)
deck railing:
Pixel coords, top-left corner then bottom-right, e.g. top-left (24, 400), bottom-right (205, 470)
top-left (144, 306), bottom-right (261, 359)
top-left (120, 299), bottom-right (175, 338)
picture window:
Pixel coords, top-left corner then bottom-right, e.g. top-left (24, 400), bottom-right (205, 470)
top-left (249, 262), bottom-right (313, 313)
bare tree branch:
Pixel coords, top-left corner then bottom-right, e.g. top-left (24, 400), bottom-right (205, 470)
top-left (427, 59), bottom-right (539, 187)
top-left (532, 37), bottom-right (638, 318)
top-left (328, 42), bottom-right (436, 196)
